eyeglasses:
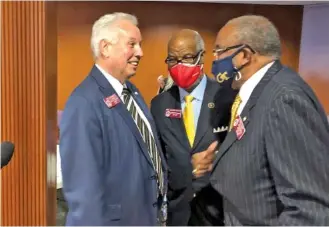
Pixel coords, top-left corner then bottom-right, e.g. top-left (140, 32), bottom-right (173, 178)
top-left (165, 50), bottom-right (203, 66)
top-left (213, 44), bottom-right (255, 57)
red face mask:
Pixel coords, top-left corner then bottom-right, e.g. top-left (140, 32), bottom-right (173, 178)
top-left (169, 64), bottom-right (202, 89)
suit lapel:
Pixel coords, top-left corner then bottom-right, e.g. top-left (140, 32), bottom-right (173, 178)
top-left (192, 78), bottom-right (217, 151)
top-left (213, 61), bottom-right (283, 166)
top-left (164, 86), bottom-right (191, 151)
top-left (90, 66), bottom-right (154, 167)
top-left (127, 83), bottom-right (168, 172)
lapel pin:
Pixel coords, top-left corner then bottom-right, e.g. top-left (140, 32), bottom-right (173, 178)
top-left (165, 109), bottom-right (182, 118)
top-left (208, 102), bottom-right (215, 108)
top-left (103, 94), bottom-right (121, 108)
top-left (134, 92), bottom-right (138, 95)
top-left (243, 116), bottom-right (247, 122)
top-left (233, 115), bottom-right (246, 140)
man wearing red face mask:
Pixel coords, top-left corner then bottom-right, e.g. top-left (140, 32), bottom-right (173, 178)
top-left (150, 29), bottom-right (236, 226)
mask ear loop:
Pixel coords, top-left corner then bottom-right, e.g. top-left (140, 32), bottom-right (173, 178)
top-left (234, 53), bottom-right (252, 81)
top-left (232, 45), bottom-right (251, 81)
top-left (193, 51), bottom-right (204, 66)
top-left (234, 70), bottom-right (242, 81)
top-left (234, 45), bottom-right (256, 81)
top-left (191, 51), bottom-right (204, 72)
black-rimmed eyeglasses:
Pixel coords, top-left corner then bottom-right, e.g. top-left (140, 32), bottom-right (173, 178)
top-left (165, 50), bottom-right (204, 66)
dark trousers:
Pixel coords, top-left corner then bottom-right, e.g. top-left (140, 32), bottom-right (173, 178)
top-left (56, 188), bottom-right (68, 226)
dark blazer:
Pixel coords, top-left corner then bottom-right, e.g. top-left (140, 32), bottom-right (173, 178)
top-left (211, 61), bottom-right (329, 225)
top-left (151, 77), bottom-right (236, 226)
top-left (60, 66), bottom-right (168, 226)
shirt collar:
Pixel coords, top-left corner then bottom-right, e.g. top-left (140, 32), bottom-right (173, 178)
top-left (95, 64), bottom-right (124, 96)
top-left (239, 61), bottom-right (274, 103)
top-left (179, 75), bottom-right (207, 102)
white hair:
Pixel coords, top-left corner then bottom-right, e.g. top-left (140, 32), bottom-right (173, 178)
top-left (91, 12), bottom-right (138, 59)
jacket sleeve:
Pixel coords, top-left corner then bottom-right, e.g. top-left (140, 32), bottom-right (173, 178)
top-left (59, 95), bottom-right (107, 225)
top-left (266, 91), bottom-right (329, 225)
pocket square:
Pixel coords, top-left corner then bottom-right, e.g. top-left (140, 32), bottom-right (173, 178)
top-left (213, 126), bottom-right (228, 133)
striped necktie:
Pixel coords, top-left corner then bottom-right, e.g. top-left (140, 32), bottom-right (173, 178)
top-left (122, 88), bottom-right (164, 196)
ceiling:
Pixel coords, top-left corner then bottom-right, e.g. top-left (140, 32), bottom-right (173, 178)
top-left (117, 0), bottom-right (328, 5)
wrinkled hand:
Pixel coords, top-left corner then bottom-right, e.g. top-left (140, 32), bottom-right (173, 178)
top-left (191, 141), bottom-right (218, 178)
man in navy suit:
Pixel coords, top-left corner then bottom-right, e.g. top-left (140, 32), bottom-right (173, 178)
top-left (59, 13), bottom-right (167, 226)
top-left (151, 29), bottom-right (236, 226)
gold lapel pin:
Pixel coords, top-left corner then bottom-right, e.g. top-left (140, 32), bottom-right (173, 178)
top-left (208, 102), bottom-right (215, 108)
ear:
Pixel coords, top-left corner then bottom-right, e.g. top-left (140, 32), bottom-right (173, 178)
top-left (240, 48), bottom-right (253, 65)
top-left (99, 39), bottom-right (111, 58)
top-left (199, 51), bottom-right (206, 65)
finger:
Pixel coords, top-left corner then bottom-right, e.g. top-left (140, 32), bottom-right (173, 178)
top-left (207, 141), bottom-right (218, 153)
top-left (194, 169), bottom-right (208, 178)
top-left (204, 151), bottom-right (216, 160)
top-left (192, 152), bottom-right (204, 159)
top-left (197, 164), bottom-right (211, 172)
top-left (197, 154), bottom-right (214, 162)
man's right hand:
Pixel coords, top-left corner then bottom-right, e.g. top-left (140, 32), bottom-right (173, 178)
top-left (191, 141), bottom-right (218, 178)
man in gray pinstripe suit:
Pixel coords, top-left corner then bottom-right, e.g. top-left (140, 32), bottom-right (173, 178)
top-left (210, 15), bottom-right (329, 225)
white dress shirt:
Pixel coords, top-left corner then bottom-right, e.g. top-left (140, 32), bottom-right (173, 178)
top-left (179, 75), bottom-right (207, 130)
top-left (57, 144), bottom-right (62, 189)
top-left (238, 61), bottom-right (275, 115)
top-left (95, 64), bottom-right (154, 137)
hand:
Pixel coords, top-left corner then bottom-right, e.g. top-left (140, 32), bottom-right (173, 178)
top-left (157, 75), bottom-right (166, 89)
top-left (191, 141), bottom-right (218, 178)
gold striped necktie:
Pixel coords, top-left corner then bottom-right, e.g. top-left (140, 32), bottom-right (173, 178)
top-left (229, 94), bottom-right (242, 131)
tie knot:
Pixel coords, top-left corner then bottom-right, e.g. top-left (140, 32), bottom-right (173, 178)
top-left (122, 88), bottom-right (131, 104)
top-left (122, 88), bottom-right (130, 96)
top-left (184, 95), bottom-right (194, 103)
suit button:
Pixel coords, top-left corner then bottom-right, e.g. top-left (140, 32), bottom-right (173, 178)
top-left (150, 175), bottom-right (157, 180)
top-left (153, 202), bottom-right (158, 207)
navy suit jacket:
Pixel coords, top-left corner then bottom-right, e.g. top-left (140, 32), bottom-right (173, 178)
top-left (60, 66), bottom-right (168, 226)
top-left (151, 77), bottom-right (237, 225)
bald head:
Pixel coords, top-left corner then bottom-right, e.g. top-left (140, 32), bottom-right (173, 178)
top-left (217, 15), bottom-right (281, 59)
top-left (168, 29), bottom-right (204, 53)
top-left (166, 29), bottom-right (205, 70)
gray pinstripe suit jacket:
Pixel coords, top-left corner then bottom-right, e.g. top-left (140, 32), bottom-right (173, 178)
top-left (210, 61), bottom-right (329, 225)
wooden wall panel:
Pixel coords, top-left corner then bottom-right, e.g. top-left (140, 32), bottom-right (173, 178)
top-left (299, 4), bottom-right (329, 114)
top-left (57, 1), bottom-right (303, 110)
top-left (1, 1), bottom-right (57, 225)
